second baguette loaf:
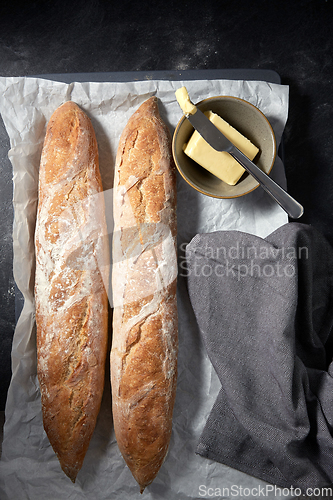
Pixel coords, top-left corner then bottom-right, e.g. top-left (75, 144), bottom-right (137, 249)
top-left (35, 101), bottom-right (109, 482)
top-left (111, 97), bottom-right (178, 493)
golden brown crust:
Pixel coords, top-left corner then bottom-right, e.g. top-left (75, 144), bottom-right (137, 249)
top-left (35, 101), bottom-right (109, 482)
top-left (111, 97), bottom-right (178, 493)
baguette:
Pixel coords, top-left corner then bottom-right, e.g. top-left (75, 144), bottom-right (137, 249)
top-left (34, 101), bottom-right (109, 482)
top-left (111, 97), bottom-right (178, 493)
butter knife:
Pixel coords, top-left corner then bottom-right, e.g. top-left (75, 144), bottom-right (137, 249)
top-left (183, 106), bottom-right (304, 219)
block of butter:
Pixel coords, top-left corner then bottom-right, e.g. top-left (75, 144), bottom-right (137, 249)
top-left (184, 110), bottom-right (259, 186)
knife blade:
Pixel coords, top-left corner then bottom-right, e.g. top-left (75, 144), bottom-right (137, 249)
top-left (185, 107), bottom-right (304, 219)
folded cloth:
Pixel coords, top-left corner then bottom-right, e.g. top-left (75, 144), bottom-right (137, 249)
top-left (186, 222), bottom-right (333, 490)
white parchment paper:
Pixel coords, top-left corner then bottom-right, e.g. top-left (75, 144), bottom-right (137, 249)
top-left (0, 76), bottom-right (290, 500)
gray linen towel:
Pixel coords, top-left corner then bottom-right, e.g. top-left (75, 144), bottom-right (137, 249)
top-left (186, 222), bottom-right (333, 490)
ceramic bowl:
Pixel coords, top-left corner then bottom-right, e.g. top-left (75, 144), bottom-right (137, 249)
top-left (172, 95), bottom-right (276, 198)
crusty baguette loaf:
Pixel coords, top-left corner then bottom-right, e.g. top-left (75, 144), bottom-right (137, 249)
top-left (34, 101), bottom-right (109, 482)
top-left (111, 97), bottom-right (178, 493)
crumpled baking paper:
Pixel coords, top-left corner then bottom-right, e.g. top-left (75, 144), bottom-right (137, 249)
top-left (0, 75), bottom-right (290, 500)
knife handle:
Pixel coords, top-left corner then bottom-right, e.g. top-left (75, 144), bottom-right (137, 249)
top-left (230, 149), bottom-right (304, 219)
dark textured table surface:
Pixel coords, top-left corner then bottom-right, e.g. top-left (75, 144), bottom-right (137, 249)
top-left (0, 0), bottom-right (332, 411)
